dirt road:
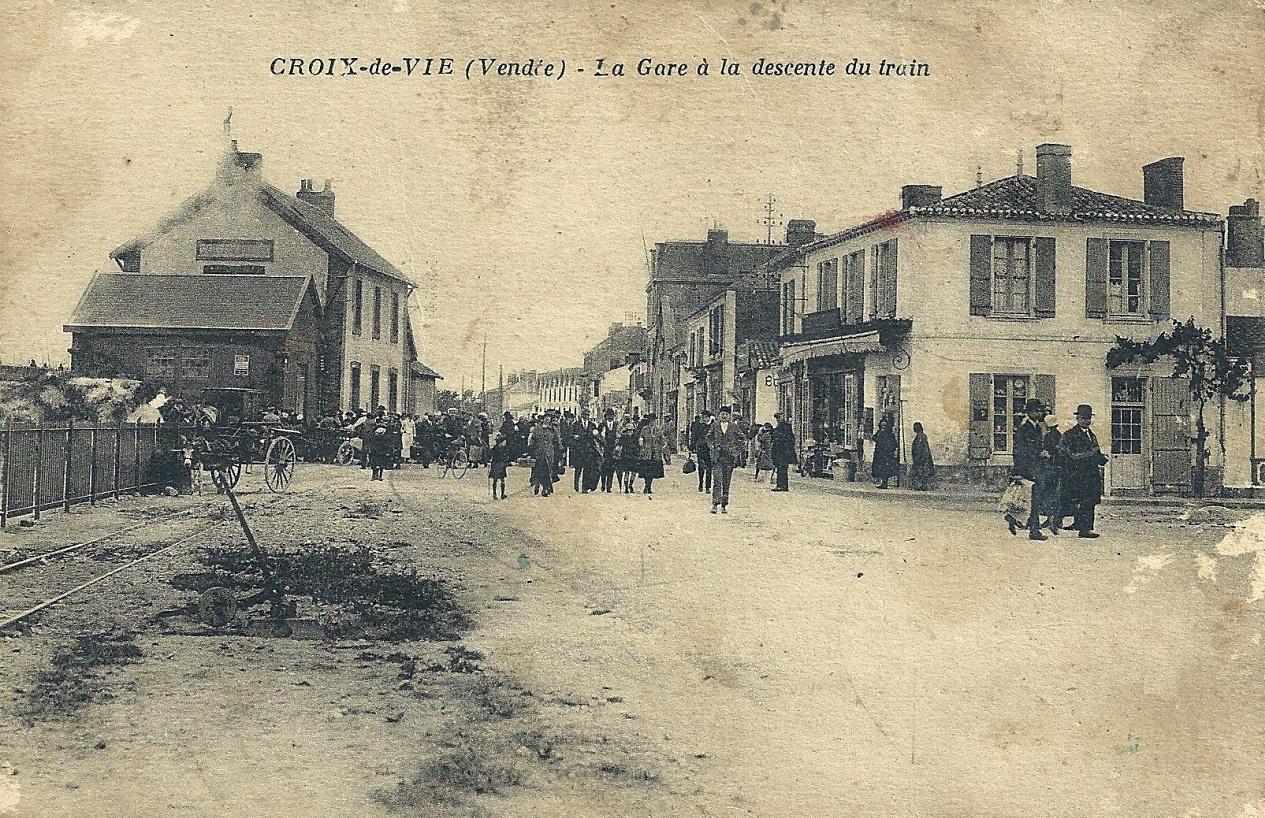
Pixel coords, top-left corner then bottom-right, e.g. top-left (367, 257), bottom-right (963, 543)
top-left (2, 464), bottom-right (1263, 817)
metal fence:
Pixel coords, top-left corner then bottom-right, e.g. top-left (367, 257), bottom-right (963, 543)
top-left (0, 421), bottom-right (187, 526)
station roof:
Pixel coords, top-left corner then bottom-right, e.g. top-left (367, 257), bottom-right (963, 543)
top-left (65, 273), bottom-right (312, 332)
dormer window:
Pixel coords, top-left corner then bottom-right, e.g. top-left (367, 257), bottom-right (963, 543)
top-left (196, 239), bottom-right (273, 275)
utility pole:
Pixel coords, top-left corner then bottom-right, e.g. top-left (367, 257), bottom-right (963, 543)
top-left (481, 336), bottom-right (487, 402)
top-left (758, 193), bottom-right (782, 245)
top-left (499, 364), bottom-right (504, 416)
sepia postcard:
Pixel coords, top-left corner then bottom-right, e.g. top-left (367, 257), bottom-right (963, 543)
top-left (1, 1), bottom-right (1263, 816)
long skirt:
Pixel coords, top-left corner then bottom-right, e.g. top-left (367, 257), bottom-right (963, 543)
top-left (531, 456), bottom-right (556, 487)
top-left (639, 458), bottom-right (664, 479)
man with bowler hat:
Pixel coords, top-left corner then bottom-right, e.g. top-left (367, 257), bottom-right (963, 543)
top-left (1059, 404), bottom-right (1108, 538)
top-left (1011, 397), bottom-right (1049, 540)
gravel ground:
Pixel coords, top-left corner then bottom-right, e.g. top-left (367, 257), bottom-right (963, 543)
top-left (1, 463), bottom-right (1263, 817)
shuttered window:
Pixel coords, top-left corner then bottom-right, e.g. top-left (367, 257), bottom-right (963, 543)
top-left (875, 240), bottom-right (898, 318)
top-left (968, 372), bottom-right (1055, 458)
top-left (971, 235), bottom-right (1056, 318)
top-left (817, 259), bottom-right (839, 311)
top-left (844, 251), bottom-right (865, 324)
top-left (992, 238), bottom-right (1031, 315)
top-left (781, 280), bottom-right (796, 334)
top-left (1087, 238), bottom-right (1170, 320)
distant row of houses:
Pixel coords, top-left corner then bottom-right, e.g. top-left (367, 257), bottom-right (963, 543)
top-left (640, 144), bottom-right (1265, 496)
top-left (483, 321), bottom-right (649, 418)
top-left (63, 139), bottom-right (443, 419)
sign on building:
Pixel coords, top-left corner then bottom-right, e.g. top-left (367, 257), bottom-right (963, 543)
top-left (234, 354), bottom-right (250, 376)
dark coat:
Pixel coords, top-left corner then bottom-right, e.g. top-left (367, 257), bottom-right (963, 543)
top-left (910, 432), bottom-right (935, 480)
top-left (771, 422), bottom-right (797, 466)
top-left (871, 427), bottom-right (900, 480)
top-left (1059, 424), bottom-right (1107, 505)
top-left (706, 420), bottom-right (746, 463)
top-left (489, 445), bottom-right (512, 480)
top-left (1012, 417), bottom-right (1045, 481)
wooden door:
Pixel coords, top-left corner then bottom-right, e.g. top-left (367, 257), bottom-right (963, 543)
top-left (1150, 377), bottom-right (1192, 494)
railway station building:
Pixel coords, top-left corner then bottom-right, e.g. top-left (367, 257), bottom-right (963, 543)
top-left (65, 139), bottom-right (439, 419)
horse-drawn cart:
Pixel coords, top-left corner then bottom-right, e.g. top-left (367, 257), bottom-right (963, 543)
top-left (192, 422), bottom-right (299, 492)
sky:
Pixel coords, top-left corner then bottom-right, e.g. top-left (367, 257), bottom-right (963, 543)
top-left (1, 0), bottom-right (1262, 389)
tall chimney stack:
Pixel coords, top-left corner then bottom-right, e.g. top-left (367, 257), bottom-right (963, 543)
top-left (785, 219), bottom-right (817, 248)
top-left (900, 185), bottom-right (942, 210)
top-left (1036, 143), bottom-right (1072, 213)
top-left (297, 178), bottom-right (335, 217)
top-left (1142, 157), bottom-right (1185, 211)
top-left (1228, 198), bottom-right (1264, 268)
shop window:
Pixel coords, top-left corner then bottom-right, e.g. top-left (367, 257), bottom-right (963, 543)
top-left (146, 349), bottom-right (176, 379)
top-left (992, 375), bottom-right (1031, 452)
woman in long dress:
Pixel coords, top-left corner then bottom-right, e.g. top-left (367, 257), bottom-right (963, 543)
top-left (754, 422), bottom-right (775, 482)
top-left (909, 421), bottom-right (934, 490)
top-left (637, 415), bottom-right (666, 495)
top-left (871, 413), bottom-right (900, 489)
top-left (528, 416), bottom-right (561, 497)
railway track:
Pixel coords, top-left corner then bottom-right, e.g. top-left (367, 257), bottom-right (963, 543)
top-left (0, 487), bottom-right (305, 633)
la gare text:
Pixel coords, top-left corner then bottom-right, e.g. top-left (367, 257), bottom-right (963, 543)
top-left (268, 56), bottom-right (931, 80)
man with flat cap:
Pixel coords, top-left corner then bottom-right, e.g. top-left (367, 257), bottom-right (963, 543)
top-left (1059, 404), bottom-right (1108, 538)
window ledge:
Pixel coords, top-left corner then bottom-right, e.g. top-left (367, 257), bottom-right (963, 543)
top-left (986, 313), bottom-right (1040, 321)
top-left (1103, 315), bottom-right (1155, 325)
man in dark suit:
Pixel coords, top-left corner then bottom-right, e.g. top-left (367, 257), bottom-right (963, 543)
top-left (597, 408), bottom-right (619, 493)
top-left (707, 405), bottom-right (745, 514)
top-left (771, 413), bottom-right (797, 492)
top-left (689, 410), bottom-right (714, 493)
top-left (1011, 398), bottom-right (1049, 541)
top-left (1059, 404), bottom-right (1108, 538)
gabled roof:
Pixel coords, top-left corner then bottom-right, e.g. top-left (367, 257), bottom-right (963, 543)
top-left (411, 361), bottom-right (442, 379)
top-left (739, 340), bottom-right (781, 371)
top-left (64, 273), bottom-right (313, 332)
top-left (110, 179), bottom-right (414, 287)
top-left (805, 174), bottom-right (1223, 254)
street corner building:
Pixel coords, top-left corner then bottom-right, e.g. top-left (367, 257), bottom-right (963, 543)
top-left (63, 139), bottom-right (440, 419)
top-left (773, 144), bottom-right (1234, 496)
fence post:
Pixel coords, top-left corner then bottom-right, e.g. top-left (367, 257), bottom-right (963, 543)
top-left (113, 424), bottom-right (121, 500)
top-left (1, 418), bottom-right (10, 527)
top-left (63, 419), bottom-right (73, 512)
top-left (32, 425), bottom-right (43, 522)
top-left (134, 421), bottom-right (142, 493)
top-left (88, 426), bottom-right (97, 504)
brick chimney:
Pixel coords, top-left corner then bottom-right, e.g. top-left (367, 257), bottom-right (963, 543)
top-left (1142, 157), bottom-right (1185, 211)
top-left (297, 178), bottom-right (335, 217)
top-left (901, 185), bottom-right (942, 210)
top-left (1228, 198), bottom-right (1264, 268)
top-left (704, 227), bottom-right (729, 274)
top-left (1036, 143), bottom-right (1072, 213)
top-left (785, 219), bottom-right (817, 247)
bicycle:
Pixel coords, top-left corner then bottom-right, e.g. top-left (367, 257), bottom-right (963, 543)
top-left (441, 436), bottom-right (470, 479)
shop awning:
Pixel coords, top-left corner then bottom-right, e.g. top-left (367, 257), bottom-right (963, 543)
top-left (779, 331), bottom-right (884, 366)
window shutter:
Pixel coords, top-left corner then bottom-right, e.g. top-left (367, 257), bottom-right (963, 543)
top-left (1149, 240), bottom-right (1171, 320)
top-left (968, 372), bottom-right (992, 461)
top-left (1085, 238), bottom-right (1109, 318)
top-left (1034, 374), bottom-right (1056, 413)
top-left (882, 239), bottom-right (898, 317)
top-left (847, 255), bottom-right (865, 324)
top-left (970, 235), bottom-right (992, 316)
top-left (1034, 237), bottom-right (1056, 318)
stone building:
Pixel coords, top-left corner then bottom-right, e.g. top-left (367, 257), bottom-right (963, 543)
top-left (778, 144), bottom-right (1224, 495)
top-left (64, 139), bottom-right (438, 418)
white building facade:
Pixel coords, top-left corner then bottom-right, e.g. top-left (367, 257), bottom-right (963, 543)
top-left (779, 145), bottom-right (1224, 495)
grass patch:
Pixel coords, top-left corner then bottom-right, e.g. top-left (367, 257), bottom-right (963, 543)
top-left (189, 543), bottom-right (470, 641)
top-left (17, 631), bottom-right (143, 723)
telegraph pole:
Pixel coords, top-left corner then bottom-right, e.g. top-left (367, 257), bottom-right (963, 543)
top-left (759, 193), bottom-right (782, 245)
top-left (481, 336), bottom-right (487, 403)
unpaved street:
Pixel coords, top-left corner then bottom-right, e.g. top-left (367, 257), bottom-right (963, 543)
top-left (2, 464), bottom-right (1264, 817)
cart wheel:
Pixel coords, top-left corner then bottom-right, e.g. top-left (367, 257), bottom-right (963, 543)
top-left (452, 447), bottom-right (469, 479)
top-left (264, 437), bottom-right (297, 492)
top-left (334, 440), bottom-right (356, 466)
top-left (198, 587), bottom-right (238, 627)
top-left (210, 463), bottom-right (242, 490)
